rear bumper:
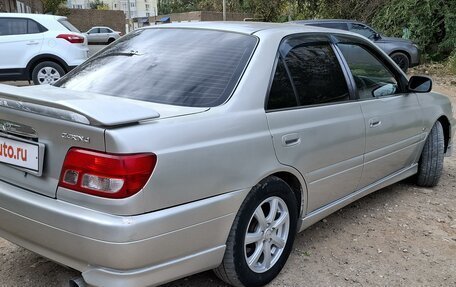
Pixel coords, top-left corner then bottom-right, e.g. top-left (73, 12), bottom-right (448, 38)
top-left (0, 180), bottom-right (248, 287)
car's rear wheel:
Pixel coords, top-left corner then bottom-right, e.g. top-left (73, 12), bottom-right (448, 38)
top-left (390, 52), bottom-right (410, 72)
top-left (214, 176), bottom-right (298, 287)
top-left (416, 121), bottom-right (445, 187)
top-left (107, 38), bottom-right (115, 44)
top-left (32, 61), bottom-right (65, 85)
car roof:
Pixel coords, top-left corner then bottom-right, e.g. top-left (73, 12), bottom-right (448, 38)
top-left (91, 26), bottom-right (112, 29)
top-left (0, 13), bottom-right (65, 20)
top-left (143, 21), bottom-right (362, 37)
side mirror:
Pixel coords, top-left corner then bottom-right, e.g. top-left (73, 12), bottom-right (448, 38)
top-left (373, 83), bottom-right (397, 97)
top-left (408, 76), bottom-right (432, 93)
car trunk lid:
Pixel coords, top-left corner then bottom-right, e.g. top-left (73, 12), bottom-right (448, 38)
top-left (0, 84), bottom-right (208, 198)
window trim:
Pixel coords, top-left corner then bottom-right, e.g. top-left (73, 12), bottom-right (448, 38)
top-left (265, 33), bottom-right (356, 112)
top-left (332, 34), bottom-right (409, 101)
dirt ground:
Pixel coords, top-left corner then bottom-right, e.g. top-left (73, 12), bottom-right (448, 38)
top-left (0, 72), bottom-right (455, 287)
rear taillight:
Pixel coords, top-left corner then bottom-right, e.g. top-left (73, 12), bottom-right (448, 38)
top-left (58, 148), bottom-right (156, 199)
top-left (56, 34), bottom-right (84, 44)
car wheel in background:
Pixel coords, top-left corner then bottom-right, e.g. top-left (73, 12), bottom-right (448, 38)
top-left (416, 121), bottom-right (445, 187)
top-left (390, 52), bottom-right (410, 73)
top-left (214, 176), bottom-right (298, 287)
top-left (32, 61), bottom-right (65, 85)
top-left (107, 38), bottom-right (115, 44)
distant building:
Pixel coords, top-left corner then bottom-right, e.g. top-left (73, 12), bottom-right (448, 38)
top-left (67, 0), bottom-right (90, 9)
top-left (104, 0), bottom-right (157, 19)
top-left (0, 0), bottom-right (43, 13)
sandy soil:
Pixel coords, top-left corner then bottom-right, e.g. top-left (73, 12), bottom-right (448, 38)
top-left (0, 76), bottom-right (455, 287)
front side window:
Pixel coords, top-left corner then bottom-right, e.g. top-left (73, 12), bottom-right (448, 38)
top-left (280, 36), bottom-right (350, 106)
top-left (349, 23), bottom-right (376, 39)
top-left (56, 29), bottom-right (257, 107)
top-left (338, 43), bottom-right (399, 99)
top-left (88, 28), bottom-right (99, 34)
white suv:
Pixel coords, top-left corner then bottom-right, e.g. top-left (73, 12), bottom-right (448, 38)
top-left (0, 13), bottom-right (88, 85)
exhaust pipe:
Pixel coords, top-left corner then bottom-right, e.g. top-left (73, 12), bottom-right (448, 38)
top-left (69, 276), bottom-right (87, 287)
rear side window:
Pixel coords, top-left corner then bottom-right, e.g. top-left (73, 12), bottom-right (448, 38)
top-left (0, 18), bottom-right (46, 35)
top-left (27, 20), bottom-right (42, 34)
top-left (267, 58), bottom-right (298, 110)
top-left (100, 28), bottom-right (111, 33)
top-left (280, 36), bottom-right (350, 106)
top-left (58, 19), bottom-right (80, 32)
top-left (56, 29), bottom-right (257, 107)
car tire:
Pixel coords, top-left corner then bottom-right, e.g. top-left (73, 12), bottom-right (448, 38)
top-left (416, 121), bottom-right (445, 187)
top-left (32, 61), bottom-right (65, 85)
top-left (107, 38), bottom-right (115, 44)
top-left (214, 176), bottom-right (298, 287)
top-left (390, 52), bottom-right (410, 73)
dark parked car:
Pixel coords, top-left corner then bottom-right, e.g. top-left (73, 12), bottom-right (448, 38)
top-left (290, 19), bottom-right (420, 72)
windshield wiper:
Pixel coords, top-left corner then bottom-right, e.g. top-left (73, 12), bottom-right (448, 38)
top-left (91, 50), bottom-right (144, 61)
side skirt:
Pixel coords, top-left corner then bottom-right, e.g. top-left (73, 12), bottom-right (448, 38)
top-left (298, 164), bottom-right (418, 232)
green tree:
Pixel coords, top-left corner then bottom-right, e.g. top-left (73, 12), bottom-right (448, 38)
top-left (89, 0), bottom-right (108, 10)
top-left (40, 0), bottom-right (66, 14)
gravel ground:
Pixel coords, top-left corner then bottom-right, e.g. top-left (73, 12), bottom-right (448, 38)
top-left (0, 74), bottom-right (455, 287)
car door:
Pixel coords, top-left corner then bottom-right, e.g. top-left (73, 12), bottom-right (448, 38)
top-left (335, 37), bottom-right (423, 188)
top-left (88, 28), bottom-right (100, 43)
top-left (99, 28), bottom-right (111, 42)
top-left (266, 35), bottom-right (366, 213)
top-left (0, 18), bottom-right (44, 71)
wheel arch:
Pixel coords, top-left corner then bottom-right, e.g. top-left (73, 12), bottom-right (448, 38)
top-left (437, 115), bottom-right (451, 153)
top-left (26, 54), bottom-right (70, 79)
top-left (259, 170), bottom-right (308, 220)
top-left (389, 50), bottom-right (411, 62)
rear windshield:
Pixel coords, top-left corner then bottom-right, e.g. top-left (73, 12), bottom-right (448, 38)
top-left (56, 28), bottom-right (258, 107)
top-left (58, 19), bottom-right (80, 32)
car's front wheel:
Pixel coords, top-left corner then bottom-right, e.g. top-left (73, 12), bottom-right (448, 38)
top-left (390, 52), bottom-right (410, 73)
top-left (32, 61), bottom-right (65, 85)
top-left (214, 176), bottom-right (298, 287)
top-left (416, 121), bottom-right (445, 187)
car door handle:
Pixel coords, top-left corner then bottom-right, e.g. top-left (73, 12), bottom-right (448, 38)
top-left (26, 41), bottom-right (39, 45)
top-left (369, 119), bottom-right (382, 128)
top-left (282, 133), bottom-right (301, 147)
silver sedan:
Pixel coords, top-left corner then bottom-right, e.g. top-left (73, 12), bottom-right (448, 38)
top-left (84, 26), bottom-right (121, 44)
top-left (0, 22), bottom-right (454, 287)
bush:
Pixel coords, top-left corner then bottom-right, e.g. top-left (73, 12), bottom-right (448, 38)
top-left (448, 51), bottom-right (456, 75)
top-left (370, 0), bottom-right (455, 61)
